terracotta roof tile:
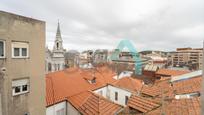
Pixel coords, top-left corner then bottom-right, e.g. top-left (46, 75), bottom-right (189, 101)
top-left (141, 85), bottom-right (161, 97)
top-left (68, 91), bottom-right (122, 115)
top-left (46, 66), bottom-right (116, 106)
top-left (173, 76), bottom-right (201, 95)
top-left (127, 95), bottom-right (160, 113)
top-left (147, 97), bottom-right (201, 115)
top-left (112, 77), bottom-right (143, 92)
top-left (156, 69), bottom-right (189, 76)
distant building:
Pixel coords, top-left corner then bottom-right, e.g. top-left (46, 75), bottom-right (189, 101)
top-left (139, 50), bottom-right (167, 57)
top-left (78, 50), bottom-right (93, 67)
top-left (45, 22), bottom-right (65, 73)
top-left (109, 50), bottom-right (150, 75)
top-left (64, 50), bottom-right (79, 68)
top-left (93, 49), bottom-right (108, 64)
top-left (0, 11), bottom-right (45, 115)
top-left (168, 47), bottom-right (203, 70)
top-left (141, 52), bottom-right (167, 68)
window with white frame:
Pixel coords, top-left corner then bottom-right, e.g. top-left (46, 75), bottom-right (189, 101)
top-left (0, 40), bottom-right (5, 58)
top-left (12, 42), bottom-right (29, 58)
top-left (56, 108), bottom-right (65, 115)
top-left (12, 78), bottom-right (29, 96)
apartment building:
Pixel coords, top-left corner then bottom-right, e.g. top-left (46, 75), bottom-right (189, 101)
top-left (168, 48), bottom-right (203, 70)
top-left (93, 49), bottom-right (108, 64)
top-left (0, 11), bottom-right (45, 115)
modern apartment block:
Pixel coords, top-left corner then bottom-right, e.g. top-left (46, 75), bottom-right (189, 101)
top-left (0, 11), bottom-right (45, 115)
top-left (168, 48), bottom-right (203, 70)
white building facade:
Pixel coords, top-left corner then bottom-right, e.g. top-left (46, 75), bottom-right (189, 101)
top-left (94, 84), bottom-right (132, 106)
top-left (46, 101), bottom-right (66, 115)
top-left (46, 22), bottom-right (65, 73)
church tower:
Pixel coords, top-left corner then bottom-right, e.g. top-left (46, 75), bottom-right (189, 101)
top-left (53, 22), bottom-right (64, 56)
top-left (51, 21), bottom-right (65, 71)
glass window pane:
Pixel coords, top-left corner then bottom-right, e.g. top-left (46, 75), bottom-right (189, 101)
top-left (15, 86), bottom-right (21, 93)
top-left (125, 96), bottom-right (129, 105)
top-left (22, 48), bottom-right (27, 56)
top-left (22, 85), bottom-right (28, 91)
top-left (0, 41), bottom-right (4, 57)
top-left (14, 48), bottom-right (20, 56)
top-left (115, 92), bottom-right (118, 101)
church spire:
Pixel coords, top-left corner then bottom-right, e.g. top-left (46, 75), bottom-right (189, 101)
top-left (56, 20), bottom-right (62, 41)
top-left (53, 20), bottom-right (64, 52)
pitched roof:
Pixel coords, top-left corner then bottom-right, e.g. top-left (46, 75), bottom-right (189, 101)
top-left (112, 77), bottom-right (143, 92)
top-left (67, 91), bottom-right (122, 115)
top-left (127, 95), bottom-right (160, 113)
top-left (46, 66), bottom-right (116, 106)
top-left (156, 69), bottom-right (189, 76)
top-left (141, 85), bottom-right (161, 97)
top-left (165, 97), bottom-right (201, 115)
top-left (171, 70), bottom-right (202, 82)
top-left (147, 97), bottom-right (201, 115)
top-left (173, 76), bottom-right (201, 95)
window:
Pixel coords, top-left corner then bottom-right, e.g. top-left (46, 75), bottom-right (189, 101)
top-left (48, 63), bottom-right (52, 71)
top-left (0, 40), bottom-right (5, 58)
top-left (56, 108), bottom-right (65, 115)
top-left (12, 78), bottom-right (29, 96)
top-left (14, 48), bottom-right (20, 56)
top-left (58, 64), bottom-right (60, 70)
top-left (12, 42), bottom-right (29, 58)
top-left (22, 48), bottom-right (27, 56)
top-left (22, 85), bottom-right (28, 91)
top-left (115, 92), bottom-right (118, 101)
top-left (14, 86), bottom-right (21, 93)
top-left (125, 96), bottom-right (129, 105)
top-left (56, 42), bottom-right (59, 49)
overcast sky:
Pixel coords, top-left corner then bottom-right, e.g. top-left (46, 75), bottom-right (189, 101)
top-left (1, 0), bottom-right (204, 52)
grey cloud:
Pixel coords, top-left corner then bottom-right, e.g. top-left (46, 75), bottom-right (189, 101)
top-left (1, 0), bottom-right (204, 52)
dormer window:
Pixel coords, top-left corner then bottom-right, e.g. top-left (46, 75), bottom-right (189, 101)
top-left (85, 77), bottom-right (96, 84)
top-left (91, 78), bottom-right (96, 84)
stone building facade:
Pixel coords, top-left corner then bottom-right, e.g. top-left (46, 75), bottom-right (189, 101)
top-left (45, 22), bottom-right (65, 73)
top-left (0, 11), bottom-right (45, 115)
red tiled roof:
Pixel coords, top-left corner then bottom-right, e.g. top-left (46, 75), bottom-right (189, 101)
top-left (112, 77), bottom-right (143, 92)
top-left (141, 85), bottom-right (161, 97)
top-left (173, 76), bottom-right (201, 95)
top-left (165, 97), bottom-right (201, 115)
top-left (127, 95), bottom-right (160, 113)
top-left (66, 91), bottom-right (91, 109)
top-left (156, 69), bottom-right (189, 76)
top-left (68, 91), bottom-right (122, 115)
top-left (46, 66), bottom-right (116, 106)
top-left (147, 97), bottom-right (201, 115)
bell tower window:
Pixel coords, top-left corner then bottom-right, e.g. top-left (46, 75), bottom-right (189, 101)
top-left (56, 42), bottom-right (59, 49)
